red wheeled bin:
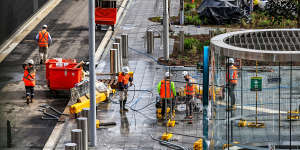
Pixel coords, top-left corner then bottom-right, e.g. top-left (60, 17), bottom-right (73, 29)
top-left (45, 59), bottom-right (83, 90)
top-left (95, 0), bottom-right (117, 31)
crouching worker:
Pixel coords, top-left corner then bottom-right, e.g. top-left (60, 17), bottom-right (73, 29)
top-left (157, 72), bottom-right (176, 120)
top-left (118, 66), bottom-right (133, 112)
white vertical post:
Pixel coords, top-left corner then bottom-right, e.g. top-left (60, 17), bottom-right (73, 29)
top-left (88, 0), bottom-right (97, 147)
top-left (179, 0), bottom-right (184, 25)
top-left (163, 0), bottom-right (169, 60)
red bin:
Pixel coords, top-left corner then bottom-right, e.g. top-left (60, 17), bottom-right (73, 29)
top-left (46, 59), bottom-right (83, 90)
top-left (45, 58), bottom-right (77, 81)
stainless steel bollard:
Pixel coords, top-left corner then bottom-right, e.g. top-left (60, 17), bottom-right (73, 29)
top-left (82, 108), bottom-right (90, 142)
top-left (77, 117), bottom-right (88, 150)
top-left (115, 37), bottom-right (123, 67)
top-left (179, 31), bottom-right (184, 53)
top-left (147, 30), bottom-right (154, 54)
top-left (65, 143), bottom-right (77, 150)
top-left (113, 43), bottom-right (121, 72)
top-left (71, 129), bottom-right (82, 150)
top-left (110, 49), bottom-right (117, 79)
top-left (121, 34), bottom-right (128, 58)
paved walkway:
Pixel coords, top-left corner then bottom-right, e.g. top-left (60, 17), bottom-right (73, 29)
top-left (0, 0), bottom-right (106, 149)
top-left (54, 0), bottom-right (216, 149)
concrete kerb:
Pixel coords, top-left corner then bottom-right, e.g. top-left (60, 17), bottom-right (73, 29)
top-left (0, 0), bottom-right (63, 63)
top-left (42, 0), bottom-right (130, 149)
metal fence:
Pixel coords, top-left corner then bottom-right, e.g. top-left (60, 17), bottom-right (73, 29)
top-left (212, 59), bottom-right (300, 149)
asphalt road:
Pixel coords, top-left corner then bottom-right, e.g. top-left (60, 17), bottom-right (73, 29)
top-left (0, 0), bottom-right (106, 149)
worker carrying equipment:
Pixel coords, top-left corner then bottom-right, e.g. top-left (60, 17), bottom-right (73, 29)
top-left (226, 58), bottom-right (238, 110)
top-left (183, 71), bottom-right (197, 119)
top-left (118, 66), bottom-right (133, 112)
top-left (157, 72), bottom-right (176, 119)
top-left (36, 24), bottom-right (52, 64)
top-left (22, 59), bottom-right (36, 104)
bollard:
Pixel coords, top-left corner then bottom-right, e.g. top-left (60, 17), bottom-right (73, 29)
top-left (110, 49), bottom-right (117, 79)
top-left (115, 37), bottom-right (123, 67)
top-left (121, 34), bottom-right (128, 58)
top-left (71, 129), bottom-right (82, 150)
top-left (147, 30), bottom-right (154, 54)
top-left (82, 108), bottom-right (90, 142)
top-left (77, 117), bottom-right (88, 150)
top-left (113, 43), bottom-right (121, 73)
top-left (179, 31), bottom-right (184, 53)
top-left (65, 143), bottom-right (77, 150)
top-left (7, 120), bottom-right (12, 148)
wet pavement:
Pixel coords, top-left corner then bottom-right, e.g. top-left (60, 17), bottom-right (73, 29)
top-left (55, 0), bottom-right (213, 149)
top-left (0, 0), bottom-right (107, 149)
top-left (49, 0), bottom-right (300, 149)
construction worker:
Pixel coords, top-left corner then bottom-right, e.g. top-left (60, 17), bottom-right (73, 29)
top-left (183, 71), bottom-right (197, 119)
top-left (118, 66), bottom-right (133, 112)
top-left (36, 24), bottom-right (52, 64)
top-left (23, 59), bottom-right (36, 104)
top-left (227, 58), bottom-right (238, 109)
top-left (157, 72), bottom-right (176, 119)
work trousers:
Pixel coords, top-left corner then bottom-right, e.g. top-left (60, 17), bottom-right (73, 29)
top-left (161, 98), bottom-right (174, 119)
top-left (119, 88), bottom-right (128, 102)
top-left (228, 83), bottom-right (236, 106)
top-left (185, 95), bottom-right (194, 116)
top-left (39, 46), bottom-right (48, 63)
top-left (25, 86), bottom-right (34, 98)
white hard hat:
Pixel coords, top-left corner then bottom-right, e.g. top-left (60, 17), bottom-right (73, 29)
top-left (165, 72), bottom-right (170, 77)
top-left (27, 59), bottom-right (34, 65)
top-left (229, 58), bottom-right (235, 64)
top-left (42, 24), bottom-right (48, 28)
top-left (122, 66), bottom-right (129, 73)
top-left (182, 71), bottom-right (188, 77)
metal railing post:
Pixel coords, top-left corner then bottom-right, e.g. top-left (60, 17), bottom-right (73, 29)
top-left (82, 108), bottom-right (90, 142)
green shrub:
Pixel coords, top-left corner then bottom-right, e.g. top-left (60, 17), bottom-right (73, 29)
top-left (184, 38), bottom-right (198, 50)
top-left (192, 16), bottom-right (202, 25)
top-left (185, 15), bottom-right (193, 24)
top-left (184, 3), bottom-right (196, 11)
top-left (257, 19), bottom-right (270, 27)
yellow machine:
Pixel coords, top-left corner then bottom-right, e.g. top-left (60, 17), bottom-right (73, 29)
top-left (287, 110), bottom-right (300, 120)
top-left (193, 139), bottom-right (203, 150)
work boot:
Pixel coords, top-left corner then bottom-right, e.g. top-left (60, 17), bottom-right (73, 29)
top-left (26, 96), bottom-right (30, 104)
top-left (30, 98), bottom-right (34, 103)
top-left (123, 100), bottom-right (128, 112)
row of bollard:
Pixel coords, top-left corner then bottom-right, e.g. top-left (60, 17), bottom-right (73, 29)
top-left (65, 108), bottom-right (90, 150)
top-left (110, 34), bottom-right (128, 79)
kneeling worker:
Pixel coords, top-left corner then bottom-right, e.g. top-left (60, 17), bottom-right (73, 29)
top-left (118, 66), bottom-right (133, 112)
top-left (157, 72), bottom-right (176, 119)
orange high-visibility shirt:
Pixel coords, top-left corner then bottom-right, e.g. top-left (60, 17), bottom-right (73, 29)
top-left (38, 29), bottom-right (49, 47)
top-left (23, 66), bottom-right (36, 86)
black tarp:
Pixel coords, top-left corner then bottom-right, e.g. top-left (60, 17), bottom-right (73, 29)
top-left (197, 0), bottom-right (242, 24)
